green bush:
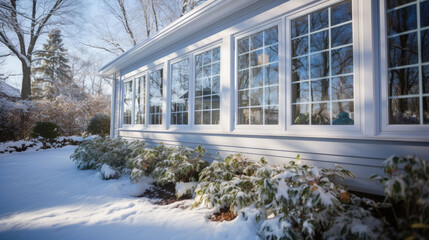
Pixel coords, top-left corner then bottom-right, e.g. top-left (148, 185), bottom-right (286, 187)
top-left (87, 114), bottom-right (110, 137)
top-left (31, 121), bottom-right (60, 140)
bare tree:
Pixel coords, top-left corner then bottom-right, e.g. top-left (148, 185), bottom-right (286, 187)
top-left (0, 53), bottom-right (10, 81)
top-left (0, 0), bottom-right (77, 99)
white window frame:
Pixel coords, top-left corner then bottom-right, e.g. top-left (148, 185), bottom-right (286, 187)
top-left (146, 64), bottom-right (165, 130)
top-left (232, 19), bottom-right (285, 133)
top-left (284, 0), bottom-right (362, 136)
top-left (379, 0), bottom-right (429, 138)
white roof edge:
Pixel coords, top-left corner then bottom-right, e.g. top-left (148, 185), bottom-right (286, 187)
top-left (99, 0), bottom-right (258, 77)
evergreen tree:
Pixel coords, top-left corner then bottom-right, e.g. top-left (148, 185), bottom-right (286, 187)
top-left (32, 29), bottom-right (73, 99)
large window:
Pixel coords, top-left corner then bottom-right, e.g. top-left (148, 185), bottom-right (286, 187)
top-left (386, 0), bottom-right (429, 124)
top-left (134, 76), bottom-right (146, 125)
top-left (149, 69), bottom-right (163, 125)
top-left (291, 1), bottom-right (354, 125)
top-left (195, 47), bottom-right (220, 125)
top-left (171, 59), bottom-right (189, 125)
top-left (237, 26), bottom-right (279, 125)
top-left (123, 80), bottom-right (133, 125)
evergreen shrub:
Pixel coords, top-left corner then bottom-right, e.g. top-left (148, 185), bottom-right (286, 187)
top-left (87, 114), bottom-right (110, 137)
top-left (31, 121), bottom-right (60, 140)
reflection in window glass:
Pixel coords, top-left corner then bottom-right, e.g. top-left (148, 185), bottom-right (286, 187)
top-left (195, 47), bottom-right (220, 125)
top-left (123, 81), bottom-right (133, 125)
top-left (291, 1), bottom-right (354, 125)
top-left (135, 76), bottom-right (146, 124)
top-left (237, 26), bottom-right (279, 125)
top-left (171, 59), bottom-right (189, 125)
top-left (386, 0), bottom-right (429, 124)
top-left (149, 69), bottom-right (163, 125)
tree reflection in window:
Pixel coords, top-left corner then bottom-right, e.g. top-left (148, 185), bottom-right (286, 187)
top-left (237, 26), bottom-right (279, 125)
top-left (387, 0), bottom-right (429, 124)
top-left (291, 0), bottom-right (354, 125)
top-left (123, 81), bottom-right (133, 125)
top-left (171, 59), bottom-right (189, 125)
top-left (134, 76), bottom-right (146, 125)
top-left (149, 69), bottom-right (163, 125)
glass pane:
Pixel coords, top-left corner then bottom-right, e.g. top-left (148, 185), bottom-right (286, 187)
top-left (250, 88), bottom-right (263, 106)
top-left (171, 59), bottom-right (189, 125)
top-left (387, 5), bottom-right (417, 35)
top-left (265, 106), bottom-right (278, 125)
top-left (250, 67), bottom-right (264, 88)
top-left (203, 111), bottom-right (210, 124)
top-left (332, 101), bottom-right (354, 125)
top-left (424, 97), bottom-right (429, 124)
top-left (292, 82), bottom-right (309, 103)
top-left (212, 76), bottom-right (220, 94)
top-left (203, 96), bottom-right (211, 109)
top-left (250, 107), bottom-right (263, 124)
top-left (265, 63), bottom-right (278, 85)
top-left (183, 112), bottom-right (188, 124)
top-left (331, 1), bottom-right (352, 26)
top-left (311, 8), bottom-right (328, 32)
top-left (312, 103), bottom-right (330, 125)
top-left (311, 79), bottom-right (330, 102)
top-left (292, 36), bottom-right (308, 57)
top-left (331, 46), bottom-right (353, 76)
top-left (149, 69), bottom-right (163, 125)
top-left (387, 0), bottom-right (414, 9)
top-left (212, 47), bottom-right (220, 61)
top-left (332, 75), bottom-right (354, 100)
top-left (310, 30), bottom-right (329, 52)
top-left (292, 56), bottom-right (309, 81)
top-left (293, 104), bottom-right (309, 125)
top-left (212, 95), bottom-right (220, 109)
top-left (238, 54), bottom-right (249, 70)
top-left (292, 15), bottom-right (308, 38)
top-left (311, 51), bottom-right (329, 78)
top-left (238, 90), bottom-right (249, 107)
top-left (264, 86), bottom-right (278, 106)
top-left (423, 65), bottom-right (429, 94)
top-left (195, 111), bottom-right (202, 124)
top-left (422, 1), bottom-right (429, 27)
top-left (202, 78), bottom-right (211, 95)
top-left (202, 51), bottom-right (211, 65)
top-left (422, 30), bottom-right (429, 63)
top-left (212, 63), bottom-right (220, 75)
top-left (265, 27), bottom-right (278, 45)
top-left (196, 67), bottom-right (203, 79)
top-left (203, 65), bottom-right (211, 77)
top-left (212, 110), bottom-right (220, 124)
top-left (265, 45), bottom-right (278, 63)
top-left (388, 33), bottom-right (418, 67)
top-left (238, 108), bottom-right (249, 124)
top-left (238, 70), bottom-right (249, 89)
top-left (195, 54), bottom-right (202, 67)
top-left (195, 80), bottom-right (202, 96)
top-left (250, 32), bottom-right (263, 50)
top-left (238, 38), bottom-right (249, 54)
top-left (388, 67), bottom-right (419, 96)
top-left (250, 49), bottom-right (264, 67)
top-left (195, 97), bottom-right (202, 110)
top-left (389, 97), bottom-right (420, 124)
top-left (331, 23), bottom-right (353, 48)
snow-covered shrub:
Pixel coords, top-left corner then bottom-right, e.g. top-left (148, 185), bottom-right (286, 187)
top-left (100, 163), bottom-right (120, 180)
top-left (70, 137), bottom-right (136, 175)
top-left (129, 144), bottom-right (169, 183)
top-left (31, 121), bottom-right (60, 140)
top-left (0, 98), bottom-right (37, 142)
top-left (194, 154), bottom-right (386, 239)
top-left (371, 156), bottom-right (429, 239)
top-left (87, 114), bottom-right (110, 137)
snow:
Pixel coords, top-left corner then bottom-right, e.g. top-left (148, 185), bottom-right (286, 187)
top-left (0, 81), bottom-right (20, 98)
top-left (100, 164), bottom-right (120, 180)
top-left (0, 147), bottom-right (259, 240)
top-left (175, 182), bottom-right (199, 197)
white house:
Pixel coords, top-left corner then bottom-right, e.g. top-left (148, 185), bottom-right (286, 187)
top-left (99, 0), bottom-right (429, 194)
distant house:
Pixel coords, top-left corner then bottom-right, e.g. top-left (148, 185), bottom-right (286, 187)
top-left (100, 0), bottom-right (429, 194)
top-left (0, 81), bottom-right (20, 99)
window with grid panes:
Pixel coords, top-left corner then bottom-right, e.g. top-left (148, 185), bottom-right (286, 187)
top-left (291, 1), bottom-right (354, 125)
top-left (149, 69), bottom-right (163, 125)
top-left (134, 76), bottom-right (146, 125)
top-left (123, 80), bottom-right (133, 125)
top-left (237, 26), bottom-right (279, 125)
top-left (386, 0), bottom-right (429, 124)
top-left (171, 59), bottom-right (189, 125)
top-left (194, 47), bottom-right (220, 125)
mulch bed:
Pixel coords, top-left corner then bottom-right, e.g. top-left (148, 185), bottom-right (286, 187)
top-left (210, 207), bottom-right (237, 222)
top-left (137, 182), bottom-right (192, 205)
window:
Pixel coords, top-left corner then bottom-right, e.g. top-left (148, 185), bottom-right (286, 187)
top-left (134, 76), bottom-right (146, 125)
top-left (123, 80), bottom-right (133, 125)
top-left (291, 1), bottom-right (354, 125)
top-left (149, 69), bottom-right (163, 125)
top-left (386, 0), bottom-right (429, 124)
top-left (237, 26), bottom-right (279, 125)
top-left (195, 47), bottom-right (221, 125)
top-left (171, 59), bottom-right (189, 125)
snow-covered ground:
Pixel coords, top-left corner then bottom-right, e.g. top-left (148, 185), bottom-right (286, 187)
top-left (0, 147), bottom-right (258, 240)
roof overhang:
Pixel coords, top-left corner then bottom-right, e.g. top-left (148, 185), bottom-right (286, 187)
top-left (98, 0), bottom-right (259, 77)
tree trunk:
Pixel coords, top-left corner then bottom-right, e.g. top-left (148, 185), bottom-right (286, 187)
top-left (21, 62), bottom-right (32, 99)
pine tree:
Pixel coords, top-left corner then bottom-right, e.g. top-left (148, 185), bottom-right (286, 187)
top-left (32, 29), bottom-right (73, 99)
